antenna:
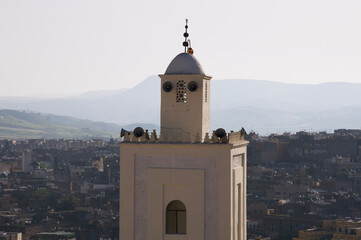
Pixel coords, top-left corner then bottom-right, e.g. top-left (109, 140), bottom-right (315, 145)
top-left (183, 19), bottom-right (189, 53)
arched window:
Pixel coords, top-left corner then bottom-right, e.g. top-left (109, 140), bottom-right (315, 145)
top-left (166, 200), bottom-right (186, 234)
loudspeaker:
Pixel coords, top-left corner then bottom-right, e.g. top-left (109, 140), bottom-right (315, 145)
top-left (120, 128), bottom-right (130, 137)
top-left (133, 127), bottom-right (145, 138)
top-left (188, 81), bottom-right (198, 92)
top-left (215, 128), bottom-right (227, 138)
top-left (240, 127), bottom-right (247, 136)
top-left (163, 81), bottom-right (173, 92)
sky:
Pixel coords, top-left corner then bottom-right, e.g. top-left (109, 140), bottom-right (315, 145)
top-left (0, 0), bottom-right (361, 97)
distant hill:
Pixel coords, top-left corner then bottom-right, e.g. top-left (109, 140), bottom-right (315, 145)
top-left (1, 77), bottom-right (361, 135)
top-left (0, 109), bottom-right (121, 139)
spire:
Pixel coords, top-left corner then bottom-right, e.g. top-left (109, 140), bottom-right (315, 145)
top-left (183, 19), bottom-right (189, 53)
top-left (182, 19), bottom-right (194, 54)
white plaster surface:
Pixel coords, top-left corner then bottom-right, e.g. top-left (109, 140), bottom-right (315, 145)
top-left (134, 154), bottom-right (218, 240)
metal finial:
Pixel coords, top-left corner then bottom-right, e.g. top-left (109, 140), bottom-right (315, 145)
top-left (183, 19), bottom-right (189, 53)
top-left (187, 39), bottom-right (193, 54)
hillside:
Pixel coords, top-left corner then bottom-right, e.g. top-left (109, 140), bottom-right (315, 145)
top-left (0, 109), bottom-right (121, 139)
top-left (1, 77), bottom-right (361, 134)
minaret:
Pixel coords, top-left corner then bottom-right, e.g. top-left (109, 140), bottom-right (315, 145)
top-left (119, 20), bottom-right (248, 240)
top-left (158, 20), bottom-right (212, 142)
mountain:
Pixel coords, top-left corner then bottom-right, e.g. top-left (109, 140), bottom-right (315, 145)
top-left (1, 77), bottom-right (361, 135)
top-left (0, 109), bottom-right (121, 139)
top-left (0, 76), bottom-right (159, 125)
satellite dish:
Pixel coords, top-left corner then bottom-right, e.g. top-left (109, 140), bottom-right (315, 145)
top-left (120, 128), bottom-right (130, 137)
top-left (188, 81), bottom-right (198, 92)
top-left (133, 127), bottom-right (145, 138)
top-left (163, 81), bottom-right (173, 92)
top-left (215, 128), bottom-right (226, 138)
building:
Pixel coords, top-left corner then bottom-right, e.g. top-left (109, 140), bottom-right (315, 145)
top-left (22, 150), bottom-right (32, 173)
top-left (294, 218), bottom-right (361, 240)
top-left (119, 21), bottom-right (249, 240)
top-left (32, 232), bottom-right (75, 240)
top-left (0, 232), bottom-right (22, 240)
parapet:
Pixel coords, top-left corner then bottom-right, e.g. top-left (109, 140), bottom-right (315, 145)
top-left (120, 127), bottom-right (247, 145)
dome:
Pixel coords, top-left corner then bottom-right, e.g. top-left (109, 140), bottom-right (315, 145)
top-left (165, 53), bottom-right (205, 75)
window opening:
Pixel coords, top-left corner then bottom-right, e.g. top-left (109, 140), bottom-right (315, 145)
top-left (166, 200), bottom-right (186, 234)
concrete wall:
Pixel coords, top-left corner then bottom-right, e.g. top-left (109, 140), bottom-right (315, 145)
top-left (159, 74), bottom-right (211, 142)
top-left (119, 141), bottom-right (248, 240)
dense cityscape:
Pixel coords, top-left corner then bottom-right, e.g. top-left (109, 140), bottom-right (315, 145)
top-left (0, 139), bottom-right (119, 240)
top-left (246, 129), bottom-right (361, 239)
top-left (0, 129), bottom-right (361, 239)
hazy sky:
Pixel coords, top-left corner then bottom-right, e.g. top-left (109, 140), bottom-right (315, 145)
top-left (1, 0), bottom-right (361, 96)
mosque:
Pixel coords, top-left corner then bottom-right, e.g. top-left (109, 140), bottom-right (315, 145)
top-left (119, 20), bottom-right (248, 240)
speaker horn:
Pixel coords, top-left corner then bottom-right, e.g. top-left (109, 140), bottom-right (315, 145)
top-left (215, 128), bottom-right (227, 138)
top-left (240, 127), bottom-right (247, 136)
top-left (133, 127), bottom-right (145, 138)
top-left (163, 81), bottom-right (173, 92)
top-left (188, 81), bottom-right (198, 92)
top-left (120, 128), bottom-right (130, 138)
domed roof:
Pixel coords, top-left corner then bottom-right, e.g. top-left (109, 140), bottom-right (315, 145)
top-left (165, 53), bottom-right (205, 75)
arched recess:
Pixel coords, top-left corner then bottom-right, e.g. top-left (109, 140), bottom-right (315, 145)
top-left (166, 200), bottom-right (186, 234)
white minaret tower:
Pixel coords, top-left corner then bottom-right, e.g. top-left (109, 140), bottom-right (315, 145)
top-left (119, 20), bottom-right (248, 240)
